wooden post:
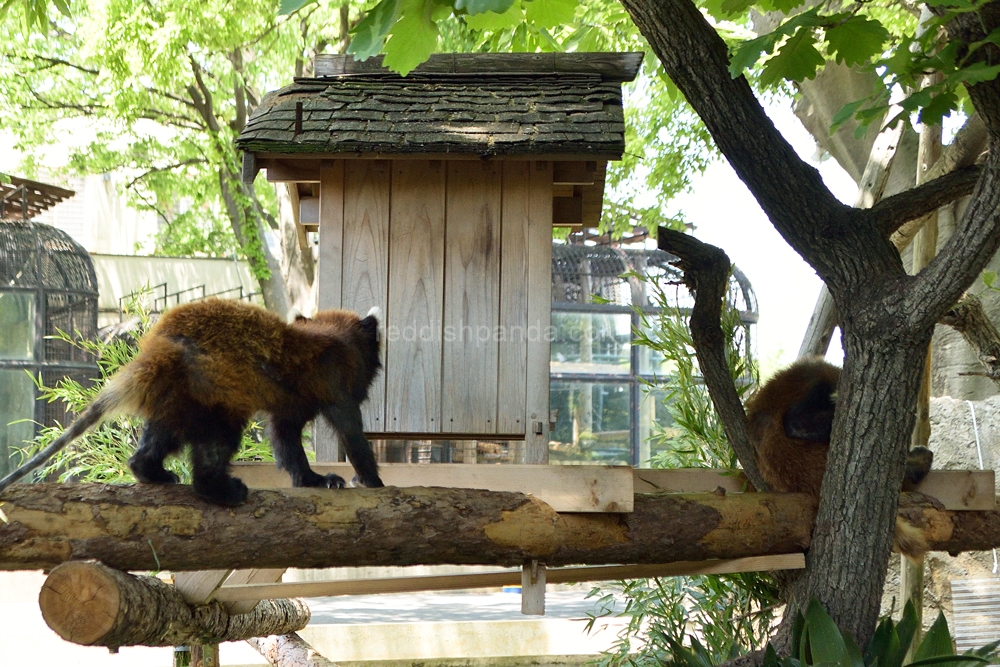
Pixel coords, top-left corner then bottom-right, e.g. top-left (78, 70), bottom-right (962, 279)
top-left (903, 72), bottom-right (943, 654)
top-left (521, 560), bottom-right (546, 616)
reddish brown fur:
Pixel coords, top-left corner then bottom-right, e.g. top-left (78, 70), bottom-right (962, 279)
top-left (746, 357), bottom-right (932, 559)
top-left (0, 298), bottom-right (383, 506)
top-left (745, 358), bottom-right (840, 496)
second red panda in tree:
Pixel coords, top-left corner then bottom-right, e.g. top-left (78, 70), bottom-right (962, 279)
top-left (745, 358), bottom-right (933, 558)
top-left (0, 298), bottom-right (384, 506)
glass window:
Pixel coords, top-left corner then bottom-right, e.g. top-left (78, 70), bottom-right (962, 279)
top-left (0, 292), bottom-right (35, 360)
top-left (550, 312), bottom-right (630, 376)
top-left (549, 380), bottom-right (631, 465)
top-left (0, 368), bottom-right (36, 478)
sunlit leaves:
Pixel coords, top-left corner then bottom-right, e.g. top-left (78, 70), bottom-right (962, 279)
top-left (0, 0), bottom-right (70, 33)
top-left (759, 28), bottom-right (824, 85)
top-left (454, 0), bottom-right (513, 13)
top-left (348, 0), bottom-right (401, 60)
top-left (382, 0), bottom-right (453, 75)
top-left (826, 16), bottom-right (888, 67)
top-left (524, 0), bottom-right (576, 29)
top-left (463, 0), bottom-right (520, 29)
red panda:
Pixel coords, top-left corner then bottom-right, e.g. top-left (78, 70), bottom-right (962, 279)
top-left (0, 298), bottom-right (384, 506)
top-left (745, 358), bottom-right (932, 558)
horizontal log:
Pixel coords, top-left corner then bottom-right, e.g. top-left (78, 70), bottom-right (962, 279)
top-left (248, 633), bottom-right (337, 667)
top-left (1, 484), bottom-right (996, 572)
top-left (0, 483), bottom-right (815, 571)
top-left (39, 560), bottom-right (309, 648)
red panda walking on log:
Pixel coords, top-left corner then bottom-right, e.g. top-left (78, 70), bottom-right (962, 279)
top-left (745, 358), bottom-right (933, 558)
top-left (0, 298), bottom-right (384, 506)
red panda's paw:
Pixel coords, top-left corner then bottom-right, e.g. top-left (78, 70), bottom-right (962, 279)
top-left (352, 474), bottom-right (385, 488)
top-left (322, 473), bottom-right (347, 489)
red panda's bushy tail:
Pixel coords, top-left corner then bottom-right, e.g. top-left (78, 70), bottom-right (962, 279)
top-left (0, 364), bottom-right (142, 495)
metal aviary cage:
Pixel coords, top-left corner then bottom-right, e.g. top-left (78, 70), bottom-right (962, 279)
top-left (549, 242), bottom-right (758, 466)
top-left (0, 218), bottom-right (99, 477)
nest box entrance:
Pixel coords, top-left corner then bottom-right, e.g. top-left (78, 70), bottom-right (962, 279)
top-left (237, 52), bottom-right (642, 462)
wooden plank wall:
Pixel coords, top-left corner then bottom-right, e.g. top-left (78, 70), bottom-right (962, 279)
top-left (441, 161), bottom-right (502, 434)
top-left (316, 159), bottom-right (552, 441)
top-left (386, 161), bottom-right (445, 432)
top-left (341, 161), bottom-right (391, 431)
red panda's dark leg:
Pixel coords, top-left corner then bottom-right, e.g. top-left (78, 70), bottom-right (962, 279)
top-left (269, 418), bottom-right (347, 489)
top-left (188, 413), bottom-right (248, 506)
top-left (321, 404), bottom-right (383, 488)
top-left (129, 421), bottom-right (182, 484)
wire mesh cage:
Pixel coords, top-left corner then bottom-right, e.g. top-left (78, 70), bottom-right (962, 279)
top-left (0, 219), bottom-right (99, 475)
top-left (549, 242), bottom-right (758, 466)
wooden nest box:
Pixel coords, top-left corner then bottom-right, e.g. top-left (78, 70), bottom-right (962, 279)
top-left (237, 52), bottom-right (643, 460)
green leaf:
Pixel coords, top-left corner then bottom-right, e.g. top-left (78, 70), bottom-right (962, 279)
top-left (913, 613), bottom-right (954, 663)
top-left (464, 0), bottom-right (521, 29)
top-left (892, 601), bottom-right (920, 667)
top-left (955, 61), bottom-right (1000, 86)
top-left (524, 0), bottom-right (576, 27)
top-left (826, 16), bottom-right (889, 66)
top-left (278, 0), bottom-right (314, 15)
top-left (760, 27), bottom-right (824, 87)
top-left (382, 0), bottom-right (442, 76)
top-left (830, 98), bottom-right (866, 132)
top-left (984, 271), bottom-right (998, 288)
top-left (455, 0), bottom-right (515, 13)
top-left (918, 90), bottom-right (958, 126)
top-left (804, 600), bottom-right (849, 666)
top-left (718, 0), bottom-right (754, 18)
top-left (348, 0), bottom-right (403, 61)
top-left (729, 32), bottom-right (782, 78)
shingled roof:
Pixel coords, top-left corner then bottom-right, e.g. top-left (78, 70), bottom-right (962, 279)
top-left (237, 52), bottom-right (643, 161)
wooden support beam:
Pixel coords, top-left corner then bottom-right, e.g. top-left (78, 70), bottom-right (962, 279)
top-left (232, 462), bottom-right (634, 512)
top-left (174, 570), bottom-right (231, 604)
top-left (521, 560), bottom-right (546, 616)
top-left (552, 161), bottom-right (597, 185)
top-left (212, 555), bottom-right (806, 603)
top-left (39, 560), bottom-right (310, 648)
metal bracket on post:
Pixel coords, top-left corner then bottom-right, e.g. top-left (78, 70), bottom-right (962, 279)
top-left (521, 559), bottom-right (546, 616)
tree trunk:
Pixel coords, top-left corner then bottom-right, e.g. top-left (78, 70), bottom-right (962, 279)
top-left (785, 333), bottom-right (929, 642)
top-left (39, 560), bottom-right (310, 648)
top-left (218, 169), bottom-right (290, 316)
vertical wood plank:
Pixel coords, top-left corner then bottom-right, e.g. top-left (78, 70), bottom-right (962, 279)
top-left (525, 161), bottom-right (553, 463)
top-left (442, 161), bottom-right (502, 434)
top-left (498, 162), bottom-right (530, 435)
top-left (342, 160), bottom-right (391, 432)
top-left (317, 161), bottom-right (345, 460)
top-left (318, 161), bottom-right (344, 310)
top-left (386, 161), bottom-right (445, 433)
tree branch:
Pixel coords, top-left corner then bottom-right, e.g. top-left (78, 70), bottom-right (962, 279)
top-left (940, 293), bottom-right (1000, 388)
top-left (619, 0), bottom-right (878, 282)
top-left (125, 158), bottom-right (209, 189)
top-left (907, 148), bottom-right (1000, 326)
top-left (868, 165), bottom-right (982, 236)
top-left (657, 228), bottom-right (767, 492)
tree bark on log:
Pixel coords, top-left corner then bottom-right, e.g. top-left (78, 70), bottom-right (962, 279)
top-left (38, 560), bottom-right (310, 648)
top-left (940, 294), bottom-right (1000, 388)
top-left (0, 483), bottom-right (815, 571)
top-left (248, 633), bottom-right (338, 667)
top-left (1, 483), bottom-right (998, 572)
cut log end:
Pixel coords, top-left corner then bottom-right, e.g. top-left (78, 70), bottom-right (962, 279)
top-left (40, 560), bottom-right (121, 645)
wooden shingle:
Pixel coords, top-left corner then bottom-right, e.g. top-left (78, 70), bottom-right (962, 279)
top-left (237, 53), bottom-right (642, 168)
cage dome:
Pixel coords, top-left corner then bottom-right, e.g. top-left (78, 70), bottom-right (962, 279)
top-left (0, 218), bottom-right (99, 478)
